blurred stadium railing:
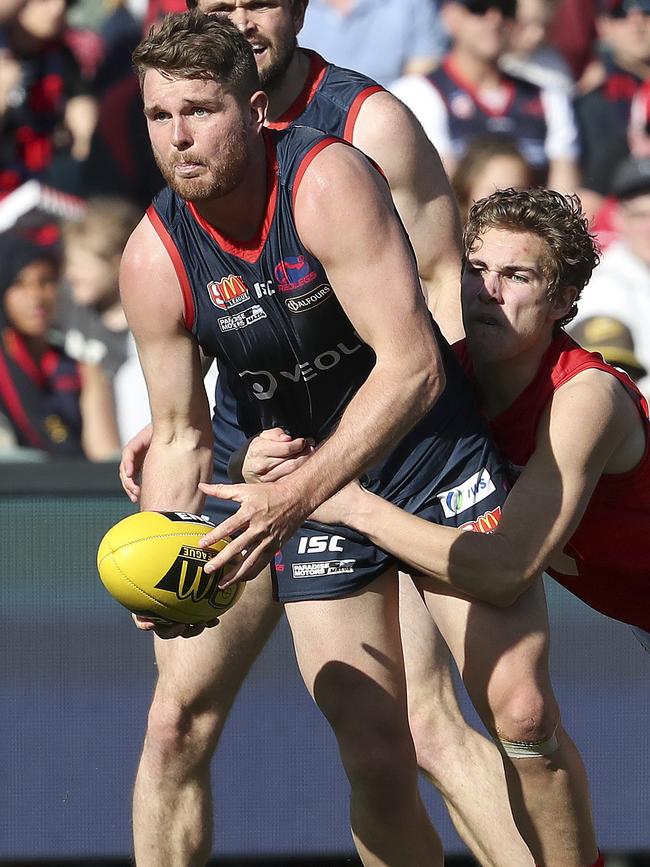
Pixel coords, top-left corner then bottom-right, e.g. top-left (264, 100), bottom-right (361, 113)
top-left (1, 460), bottom-right (648, 864)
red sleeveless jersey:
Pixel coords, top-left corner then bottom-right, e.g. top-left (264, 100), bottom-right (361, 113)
top-left (456, 332), bottom-right (650, 631)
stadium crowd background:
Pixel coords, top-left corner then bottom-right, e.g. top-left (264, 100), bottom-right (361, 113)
top-left (0, 0), bottom-right (649, 864)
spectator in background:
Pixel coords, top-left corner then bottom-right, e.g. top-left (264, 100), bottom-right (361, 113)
top-left (547, 0), bottom-right (598, 84)
top-left (0, 0), bottom-right (98, 197)
top-left (55, 196), bottom-right (142, 443)
top-left (451, 133), bottom-right (534, 221)
top-left (575, 0), bottom-right (650, 209)
top-left (391, 0), bottom-right (580, 191)
top-left (500, 0), bottom-right (574, 92)
top-left (571, 155), bottom-right (650, 400)
top-left (0, 227), bottom-right (119, 458)
top-left (298, 0), bottom-right (445, 85)
top-left (571, 315), bottom-right (648, 382)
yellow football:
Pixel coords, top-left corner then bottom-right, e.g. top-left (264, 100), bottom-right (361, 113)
top-left (97, 511), bottom-right (243, 624)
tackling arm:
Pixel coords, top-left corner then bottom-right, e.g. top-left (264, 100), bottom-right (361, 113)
top-left (316, 370), bottom-right (635, 605)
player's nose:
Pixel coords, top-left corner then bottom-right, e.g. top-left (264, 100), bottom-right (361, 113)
top-left (228, 7), bottom-right (256, 36)
top-left (170, 117), bottom-right (192, 149)
top-left (479, 271), bottom-right (504, 303)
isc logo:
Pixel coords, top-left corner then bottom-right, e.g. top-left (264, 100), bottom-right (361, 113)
top-left (297, 534), bottom-right (345, 555)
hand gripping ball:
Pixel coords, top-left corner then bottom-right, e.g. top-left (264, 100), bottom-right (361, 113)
top-left (97, 511), bottom-right (243, 623)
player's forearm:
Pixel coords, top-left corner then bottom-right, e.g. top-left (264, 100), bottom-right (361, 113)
top-left (140, 426), bottom-right (213, 515)
top-left (284, 357), bottom-right (444, 514)
top-left (342, 487), bottom-right (533, 606)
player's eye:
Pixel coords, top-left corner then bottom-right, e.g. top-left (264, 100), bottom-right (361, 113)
top-left (510, 272), bottom-right (529, 283)
top-left (191, 107), bottom-right (209, 116)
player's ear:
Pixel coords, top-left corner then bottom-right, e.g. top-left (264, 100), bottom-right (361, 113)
top-left (292, 0), bottom-right (308, 34)
top-left (249, 90), bottom-right (268, 130)
top-left (550, 285), bottom-right (578, 322)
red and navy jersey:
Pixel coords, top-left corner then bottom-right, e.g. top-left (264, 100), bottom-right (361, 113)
top-left (149, 122), bottom-right (502, 532)
top-left (426, 57), bottom-right (548, 174)
top-left (0, 328), bottom-right (83, 456)
top-left (208, 53), bottom-right (383, 470)
top-left (458, 332), bottom-right (650, 631)
top-left (149, 126), bottom-right (376, 442)
top-left (265, 50), bottom-right (383, 137)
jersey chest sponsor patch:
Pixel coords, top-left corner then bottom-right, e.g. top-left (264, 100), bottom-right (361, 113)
top-left (217, 304), bottom-right (267, 333)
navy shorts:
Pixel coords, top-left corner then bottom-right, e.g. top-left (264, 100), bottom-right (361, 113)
top-left (204, 336), bottom-right (510, 604)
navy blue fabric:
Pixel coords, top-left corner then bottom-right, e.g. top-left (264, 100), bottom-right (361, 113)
top-left (150, 124), bottom-right (509, 601)
top-left (426, 60), bottom-right (549, 173)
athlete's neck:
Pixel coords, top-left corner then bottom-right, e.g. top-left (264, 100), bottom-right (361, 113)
top-left (265, 49), bottom-right (313, 122)
top-left (472, 331), bottom-right (555, 418)
top-left (192, 134), bottom-right (268, 241)
top-left (448, 48), bottom-right (503, 90)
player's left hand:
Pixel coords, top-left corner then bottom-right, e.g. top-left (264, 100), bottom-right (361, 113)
top-left (197, 478), bottom-right (309, 585)
top-left (131, 613), bottom-right (220, 639)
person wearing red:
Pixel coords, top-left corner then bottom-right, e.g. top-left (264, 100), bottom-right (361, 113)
top-left (302, 187), bottom-right (649, 655)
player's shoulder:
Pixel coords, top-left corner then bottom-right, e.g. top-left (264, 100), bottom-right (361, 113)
top-left (551, 365), bottom-right (637, 432)
top-left (121, 212), bottom-right (172, 278)
top-left (352, 85), bottom-right (437, 172)
top-left (119, 210), bottom-right (184, 319)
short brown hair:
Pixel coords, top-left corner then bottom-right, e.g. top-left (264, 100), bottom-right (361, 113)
top-left (133, 9), bottom-right (260, 101)
top-left (464, 188), bottom-right (600, 328)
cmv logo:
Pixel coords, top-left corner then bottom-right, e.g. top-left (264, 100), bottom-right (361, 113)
top-left (155, 546), bottom-right (228, 608)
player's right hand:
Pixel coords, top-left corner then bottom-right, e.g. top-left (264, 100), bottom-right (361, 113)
top-left (119, 424), bottom-right (153, 503)
top-left (242, 427), bottom-right (314, 484)
top-left (131, 613), bottom-right (219, 640)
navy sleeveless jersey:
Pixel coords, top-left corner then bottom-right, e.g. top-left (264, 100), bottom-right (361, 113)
top-left (215, 52), bottom-right (383, 477)
top-left (427, 57), bottom-right (548, 173)
top-left (148, 124), bottom-right (511, 601)
top-left (148, 125), bottom-right (376, 443)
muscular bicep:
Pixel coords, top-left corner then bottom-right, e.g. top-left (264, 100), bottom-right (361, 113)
top-left (294, 141), bottom-right (440, 370)
top-left (352, 91), bottom-right (463, 342)
top-left (119, 218), bottom-right (211, 440)
top-left (495, 372), bottom-right (625, 576)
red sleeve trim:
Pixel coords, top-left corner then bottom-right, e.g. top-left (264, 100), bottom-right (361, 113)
top-left (343, 84), bottom-right (384, 142)
top-left (146, 205), bottom-right (195, 331)
top-left (291, 136), bottom-right (343, 212)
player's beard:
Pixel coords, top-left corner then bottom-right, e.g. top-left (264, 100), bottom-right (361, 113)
top-left (154, 117), bottom-right (250, 203)
top-left (257, 31), bottom-right (298, 90)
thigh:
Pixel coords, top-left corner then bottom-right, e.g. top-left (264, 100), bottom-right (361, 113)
top-left (285, 567), bottom-right (409, 727)
top-left (421, 578), bottom-right (554, 722)
top-left (153, 567), bottom-right (283, 712)
top-left (398, 573), bottom-right (457, 706)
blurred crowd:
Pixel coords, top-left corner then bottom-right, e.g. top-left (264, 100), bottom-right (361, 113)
top-left (0, 0), bottom-right (649, 461)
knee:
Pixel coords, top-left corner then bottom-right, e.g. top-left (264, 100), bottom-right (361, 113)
top-left (144, 691), bottom-right (222, 766)
top-left (488, 685), bottom-right (559, 748)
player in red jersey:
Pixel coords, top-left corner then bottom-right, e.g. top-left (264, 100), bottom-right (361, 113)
top-left (297, 187), bottom-right (650, 647)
